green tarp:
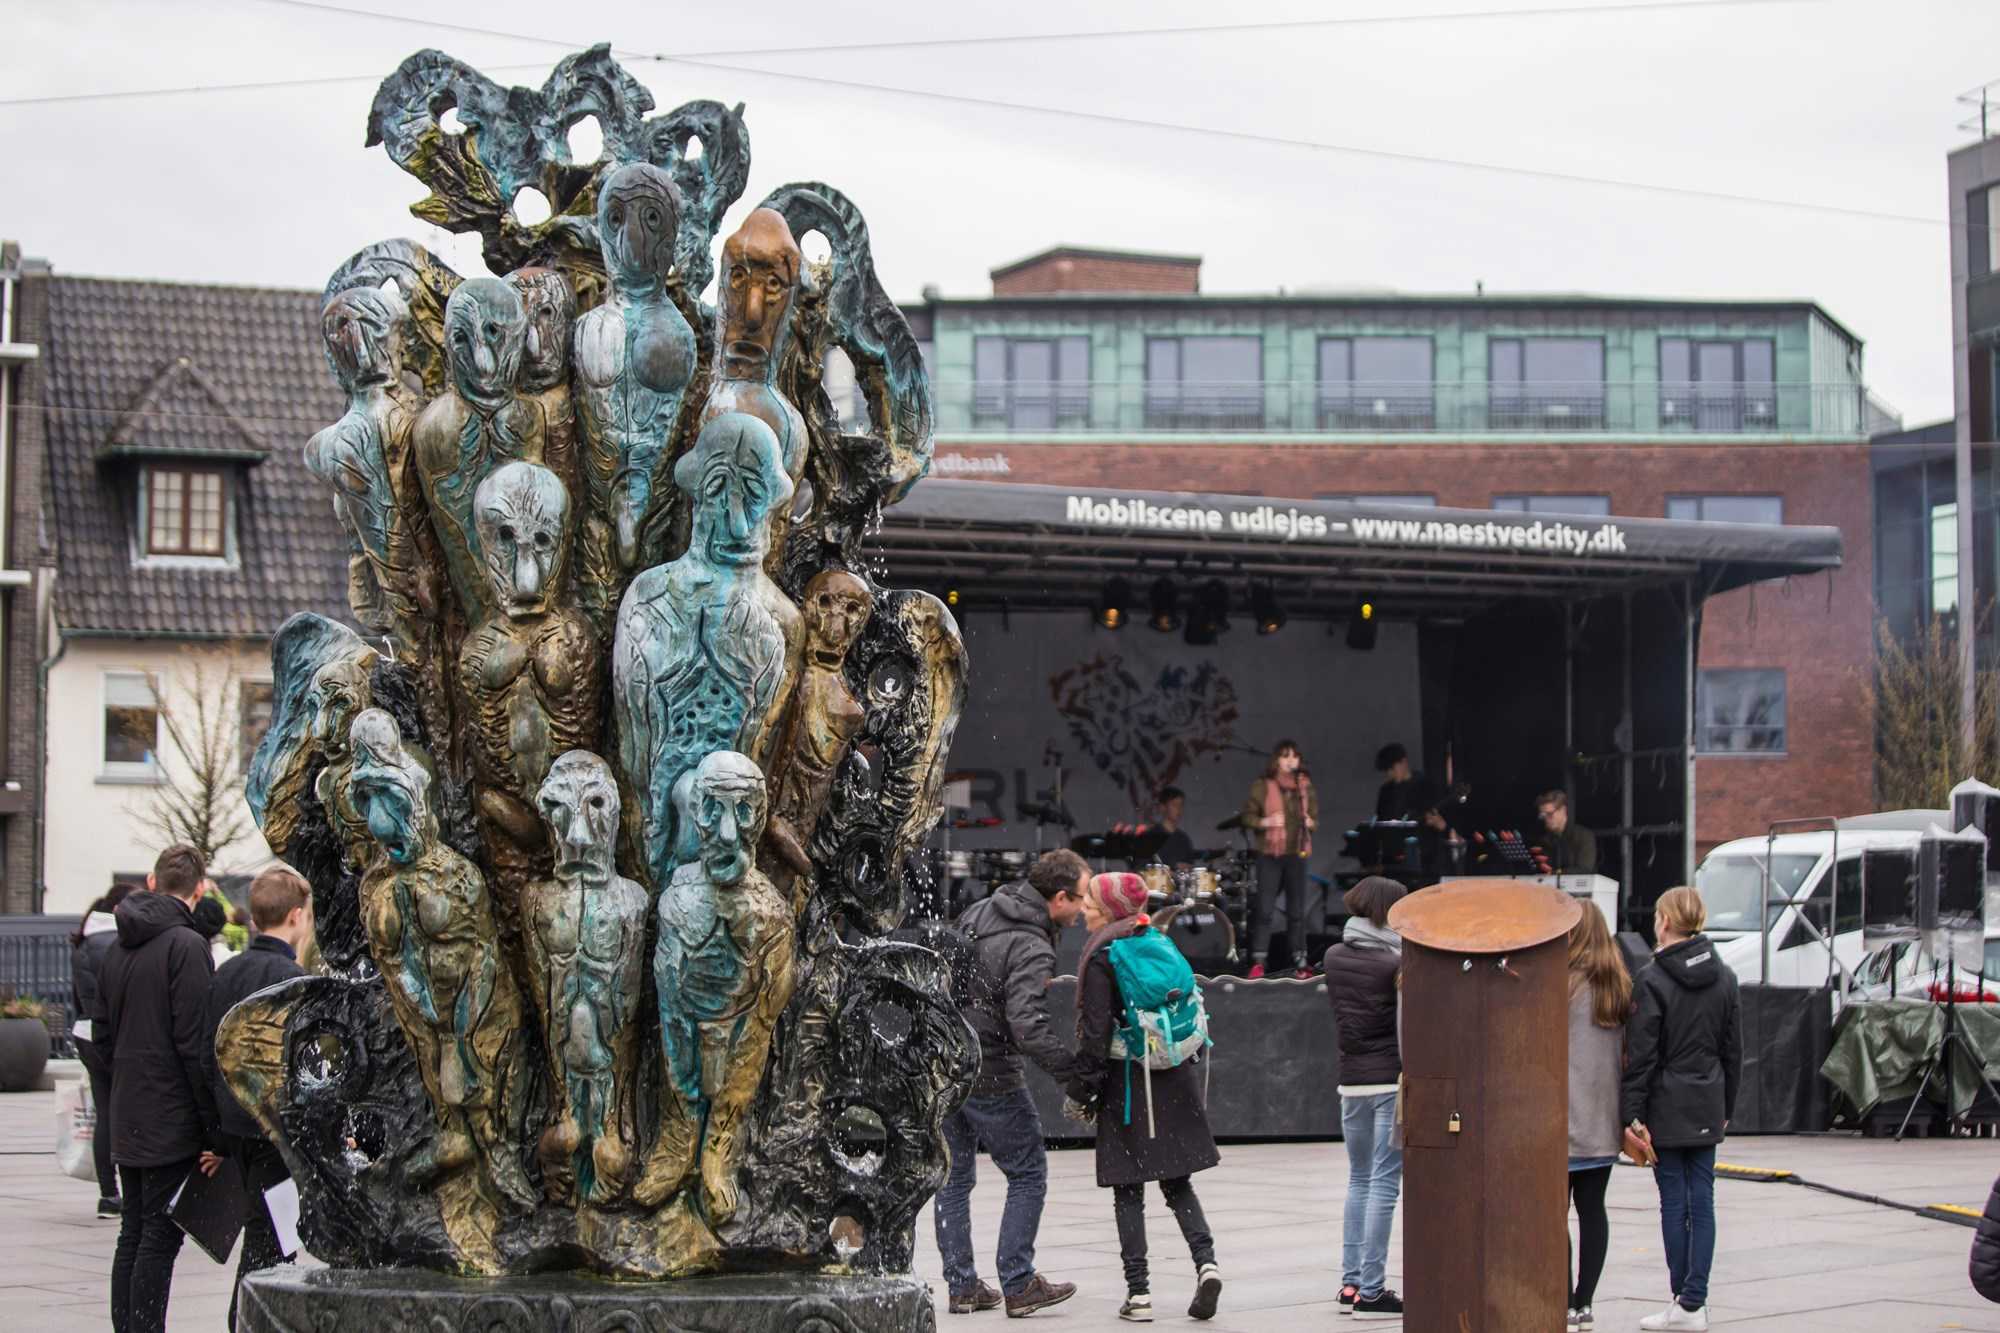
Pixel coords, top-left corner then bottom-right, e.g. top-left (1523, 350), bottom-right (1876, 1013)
top-left (1821, 999), bottom-right (2000, 1119)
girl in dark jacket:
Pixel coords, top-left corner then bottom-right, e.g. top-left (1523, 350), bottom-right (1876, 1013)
top-left (1066, 872), bottom-right (1222, 1323)
top-left (1622, 887), bottom-right (1741, 1332)
top-left (1239, 740), bottom-right (1318, 978)
top-left (70, 883), bottom-right (132, 1217)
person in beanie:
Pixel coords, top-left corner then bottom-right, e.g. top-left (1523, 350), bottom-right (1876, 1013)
top-left (1322, 876), bottom-right (1407, 1319)
top-left (1066, 872), bottom-right (1222, 1323)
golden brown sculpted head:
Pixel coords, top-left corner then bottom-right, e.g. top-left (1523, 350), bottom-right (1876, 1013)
top-left (508, 267), bottom-right (574, 392)
top-left (803, 569), bottom-right (873, 667)
top-left (718, 208), bottom-right (801, 381)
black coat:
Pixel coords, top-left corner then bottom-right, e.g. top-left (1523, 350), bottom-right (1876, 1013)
top-left (97, 892), bottom-right (222, 1167)
top-left (1620, 935), bottom-right (1741, 1150)
top-left (1323, 935), bottom-right (1401, 1086)
top-left (1974, 1173), bottom-right (2000, 1304)
top-left (959, 881), bottom-right (1076, 1098)
top-left (201, 936), bottom-right (305, 1140)
top-left (70, 924), bottom-right (116, 1033)
top-left (1066, 924), bottom-right (1219, 1188)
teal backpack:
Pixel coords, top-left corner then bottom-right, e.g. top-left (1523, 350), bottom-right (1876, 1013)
top-left (1104, 925), bottom-right (1212, 1136)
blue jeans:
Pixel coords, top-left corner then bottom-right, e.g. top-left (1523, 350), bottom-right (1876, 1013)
top-left (1654, 1146), bottom-right (1717, 1310)
top-left (1340, 1090), bottom-right (1402, 1299)
top-left (933, 1087), bottom-right (1048, 1297)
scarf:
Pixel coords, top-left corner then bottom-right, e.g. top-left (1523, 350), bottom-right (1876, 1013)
top-left (1262, 772), bottom-right (1312, 858)
top-left (1074, 915), bottom-right (1145, 1039)
top-left (1343, 915), bottom-right (1402, 955)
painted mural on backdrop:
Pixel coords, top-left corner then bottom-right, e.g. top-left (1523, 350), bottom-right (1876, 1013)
top-left (222, 43), bottom-right (978, 1295)
top-left (1050, 655), bottom-right (1241, 811)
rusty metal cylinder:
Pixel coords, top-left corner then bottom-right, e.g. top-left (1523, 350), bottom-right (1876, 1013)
top-left (1388, 880), bottom-right (1582, 1333)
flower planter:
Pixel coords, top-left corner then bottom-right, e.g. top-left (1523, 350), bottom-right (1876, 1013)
top-left (0, 1016), bottom-right (50, 1091)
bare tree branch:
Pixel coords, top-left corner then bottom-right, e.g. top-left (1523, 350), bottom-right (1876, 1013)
top-left (134, 650), bottom-right (254, 870)
top-left (1870, 616), bottom-right (1999, 812)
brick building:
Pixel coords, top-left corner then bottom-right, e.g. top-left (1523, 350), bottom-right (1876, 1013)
top-left (897, 245), bottom-right (1879, 855)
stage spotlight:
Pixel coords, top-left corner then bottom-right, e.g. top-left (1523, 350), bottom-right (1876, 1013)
top-left (1252, 583), bottom-right (1287, 635)
top-left (944, 586), bottom-right (961, 609)
top-left (1185, 579), bottom-right (1231, 646)
top-left (1096, 577), bottom-right (1132, 630)
top-left (1148, 577), bottom-right (1182, 632)
top-left (1346, 596), bottom-right (1378, 651)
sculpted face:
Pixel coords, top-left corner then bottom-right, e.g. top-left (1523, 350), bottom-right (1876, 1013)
top-left (508, 268), bottom-right (574, 392)
top-left (538, 750), bottom-right (619, 882)
top-left (444, 277), bottom-right (528, 411)
top-left (321, 287), bottom-right (406, 392)
top-left (347, 708), bottom-right (432, 866)
top-left (596, 163), bottom-right (682, 295)
top-left (718, 208), bottom-right (800, 380)
top-left (305, 657), bottom-right (373, 762)
top-left (674, 412), bottom-right (792, 569)
top-left (474, 461), bottom-right (569, 618)
top-left (680, 752), bottom-right (767, 887)
top-left (804, 569), bottom-right (873, 666)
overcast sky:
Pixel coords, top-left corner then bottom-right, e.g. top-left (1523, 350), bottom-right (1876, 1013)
top-left (5, 0), bottom-right (1996, 423)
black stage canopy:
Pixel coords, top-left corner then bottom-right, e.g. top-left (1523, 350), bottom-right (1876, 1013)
top-left (876, 480), bottom-right (1842, 619)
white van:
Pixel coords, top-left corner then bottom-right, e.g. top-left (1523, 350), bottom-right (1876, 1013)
top-left (1693, 811), bottom-right (1947, 988)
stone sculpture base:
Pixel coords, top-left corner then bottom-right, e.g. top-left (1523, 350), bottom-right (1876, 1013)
top-left (236, 1264), bottom-right (938, 1332)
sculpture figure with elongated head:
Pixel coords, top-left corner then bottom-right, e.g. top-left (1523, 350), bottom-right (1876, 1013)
top-left (509, 267), bottom-right (578, 496)
top-left (766, 568), bottom-right (873, 908)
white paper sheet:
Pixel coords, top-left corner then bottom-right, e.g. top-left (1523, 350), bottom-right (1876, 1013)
top-left (264, 1176), bottom-right (302, 1260)
top-left (69, 1018), bottom-right (92, 1043)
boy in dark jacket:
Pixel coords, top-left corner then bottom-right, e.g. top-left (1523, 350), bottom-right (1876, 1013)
top-left (201, 865), bottom-right (313, 1330)
top-left (934, 849), bottom-right (1087, 1318)
top-left (96, 844), bottom-right (220, 1333)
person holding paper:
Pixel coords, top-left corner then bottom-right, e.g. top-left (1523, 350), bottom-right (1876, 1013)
top-left (201, 865), bottom-right (312, 1330)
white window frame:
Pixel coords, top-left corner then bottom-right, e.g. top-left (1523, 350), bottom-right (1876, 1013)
top-left (1696, 667), bottom-right (1788, 757)
top-left (100, 670), bottom-right (163, 785)
top-left (135, 465), bottom-right (239, 570)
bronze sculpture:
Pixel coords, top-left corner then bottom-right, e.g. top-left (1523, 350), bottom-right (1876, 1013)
top-left (509, 267), bottom-right (578, 496)
top-left (524, 750), bottom-right (648, 1205)
top-left (632, 752), bottom-right (796, 1219)
top-left (767, 568), bottom-right (873, 908)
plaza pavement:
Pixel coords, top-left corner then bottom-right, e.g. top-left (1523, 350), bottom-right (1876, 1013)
top-left (2, 1074), bottom-right (1993, 1330)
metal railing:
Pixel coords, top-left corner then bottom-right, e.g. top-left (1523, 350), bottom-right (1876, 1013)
top-left (0, 917), bottom-right (80, 1058)
top-left (916, 379), bottom-right (1870, 437)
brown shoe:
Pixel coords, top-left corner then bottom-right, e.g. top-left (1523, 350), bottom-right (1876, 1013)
top-left (1005, 1274), bottom-right (1078, 1318)
top-left (948, 1280), bottom-right (1003, 1314)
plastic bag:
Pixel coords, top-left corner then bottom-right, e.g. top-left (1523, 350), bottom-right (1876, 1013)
top-left (56, 1078), bottom-right (96, 1182)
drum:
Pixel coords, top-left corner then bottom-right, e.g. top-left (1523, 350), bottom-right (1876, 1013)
top-left (1178, 867), bottom-right (1221, 901)
top-left (1140, 863), bottom-right (1176, 901)
top-left (1158, 901), bottom-right (1237, 972)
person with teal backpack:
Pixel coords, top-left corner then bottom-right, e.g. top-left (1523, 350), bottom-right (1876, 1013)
top-left (1067, 872), bottom-right (1222, 1323)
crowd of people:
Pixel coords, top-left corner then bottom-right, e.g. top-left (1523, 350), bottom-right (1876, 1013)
top-left (69, 845), bottom-right (311, 1333)
top-left (942, 848), bottom-right (1750, 1328)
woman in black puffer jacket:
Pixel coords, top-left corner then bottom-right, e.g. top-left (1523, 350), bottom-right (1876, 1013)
top-left (1974, 1172), bottom-right (2000, 1303)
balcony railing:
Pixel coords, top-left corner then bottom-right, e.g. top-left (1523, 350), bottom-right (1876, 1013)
top-left (909, 379), bottom-right (1868, 437)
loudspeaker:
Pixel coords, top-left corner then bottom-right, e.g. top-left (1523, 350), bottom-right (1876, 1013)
top-left (1920, 822), bottom-right (1988, 972)
top-left (1862, 845), bottom-right (1920, 949)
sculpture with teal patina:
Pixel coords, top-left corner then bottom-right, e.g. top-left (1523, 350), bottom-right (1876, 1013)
top-left (227, 44), bottom-right (974, 1308)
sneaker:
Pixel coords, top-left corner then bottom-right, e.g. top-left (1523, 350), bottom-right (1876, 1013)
top-left (1118, 1293), bottom-right (1153, 1322)
top-left (1247, 963), bottom-right (1267, 979)
top-left (1575, 1308), bottom-right (1594, 1330)
top-left (1188, 1263), bottom-right (1222, 1320)
top-left (1005, 1274), bottom-right (1078, 1318)
top-left (948, 1280), bottom-right (1002, 1314)
top-left (1638, 1304), bottom-right (1708, 1330)
top-left (96, 1196), bottom-right (121, 1219)
top-left (1338, 1283), bottom-right (1358, 1315)
top-left (1352, 1289), bottom-right (1404, 1320)
top-left (1293, 967), bottom-right (1314, 980)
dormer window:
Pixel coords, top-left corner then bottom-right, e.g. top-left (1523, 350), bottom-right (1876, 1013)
top-left (144, 466), bottom-right (227, 557)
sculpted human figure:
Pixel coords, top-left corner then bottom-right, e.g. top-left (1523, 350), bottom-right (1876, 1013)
top-left (700, 208), bottom-right (807, 577)
top-left (631, 752), bottom-right (796, 1219)
top-left (573, 163), bottom-right (698, 633)
top-left (612, 412), bottom-right (804, 891)
top-left (458, 461), bottom-right (601, 890)
top-left (523, 751), bottom-right (648, 1205)
top-left (414, 276), bottom-right (546, 625)
top-left (346, 708), bottom-right (536, 1213)
top-left (767, 569), bottom-right (873, 908)
top-left (304, 285), bottom-right (428, 650)
top-left (509, 267), bottom-right (578, 495)
top-left (303, 649), bottom-right (385, 868)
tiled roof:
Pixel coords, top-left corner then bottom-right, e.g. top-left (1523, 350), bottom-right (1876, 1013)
top-left (43, 275), bottom-right (353, 637)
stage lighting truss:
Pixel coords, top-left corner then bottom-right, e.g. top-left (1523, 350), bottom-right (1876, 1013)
top-left (1185, 578), bottom-right (1232, 646)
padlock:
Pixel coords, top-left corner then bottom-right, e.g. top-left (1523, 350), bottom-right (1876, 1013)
top-left (1447, 1112), bottom-right (1462, 1135)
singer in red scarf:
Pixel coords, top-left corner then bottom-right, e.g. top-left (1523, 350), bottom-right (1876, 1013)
top-left (1238, 740), bottom-right (1318, 979)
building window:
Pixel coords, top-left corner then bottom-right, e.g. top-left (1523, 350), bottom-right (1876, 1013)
top-left (1932, 500), bottom-right (1959, 617)
top-left (1317, 336), bottom-right (1434, 428)
top-left (972, 336), bottom-right (1089, 430)
top-left (1665, 494), bottom-right (1783, 524)
top-left (1972, 184), bottom-right (2000, 277)
top-left (1144, 336), bottom-right (1262, 429)
top-left (144, 466), bottom-right (226, 557)
top-left (103, 671), bottom-right (160, 779)
top-left (240, 679), bottom-right (274, 775)
top-left (1317, 493), bottom-right (1437, 507)
top-left (1697, 668), bottom-right (1786, 754)
top-left (1492, 494), bottom-right (1611, 516)
top-left (1488, 337), bottom-right (1605, 429)
top-left (1660, 338), bottom-right (1776, 431)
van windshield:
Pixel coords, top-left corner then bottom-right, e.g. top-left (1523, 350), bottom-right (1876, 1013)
top-left (1695, 853), bottom-right (1818, 932)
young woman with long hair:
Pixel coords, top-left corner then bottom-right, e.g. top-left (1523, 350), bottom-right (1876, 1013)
top-left (1624, 887), bottom-right (1741, 1332)
top-left (1565, 906), bottom-right (1631, 1331)
top-left (1238, 740), bottom-right (1317, 979)
top-left (70, 882), bottom-right (134, 1217)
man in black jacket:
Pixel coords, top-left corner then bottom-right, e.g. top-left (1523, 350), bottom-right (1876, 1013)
top-left (96, 844), bottom-right (220, 1333)
top-left (201, 865), bottom-right (312, 1330)
top-left (934, 849), bottom-right (1087, 1318)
